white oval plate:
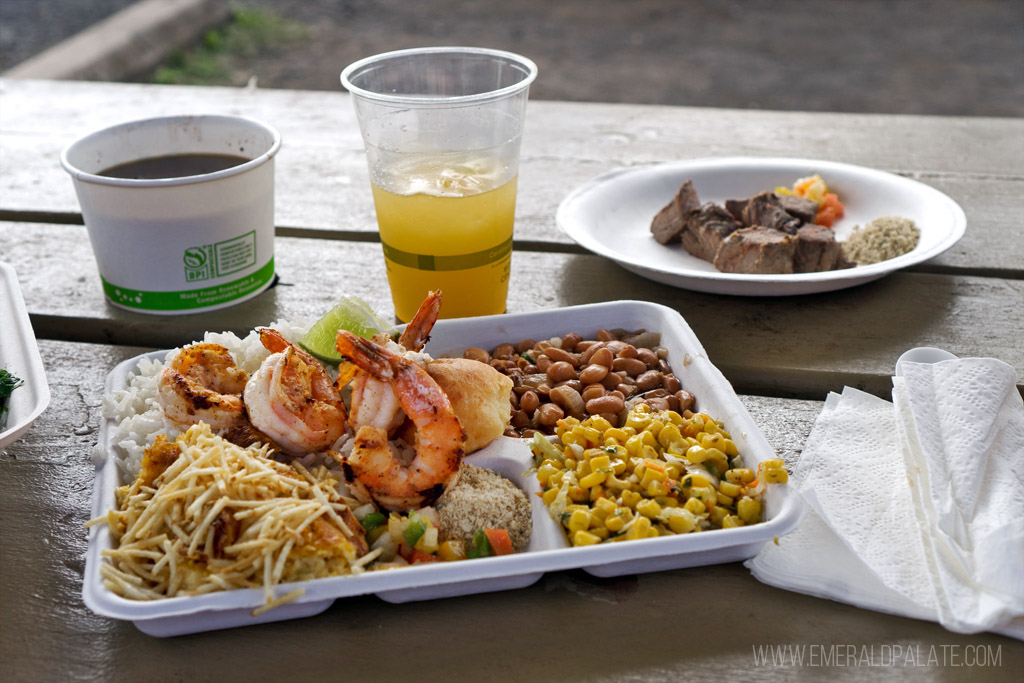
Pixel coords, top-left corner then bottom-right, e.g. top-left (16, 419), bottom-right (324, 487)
top-left (0, 262), bottom-right (50, 450)
top-left (556, 157), bottom-right (966, 296)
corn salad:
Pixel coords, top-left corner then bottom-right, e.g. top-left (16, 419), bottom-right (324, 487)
top-left (530, 404), bottom-right (788, 547)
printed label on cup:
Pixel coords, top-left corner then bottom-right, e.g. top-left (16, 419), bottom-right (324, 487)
top-left (102, 258), bottom-right (275, 312)
top-left (380, 236), bottom-right (513, 271)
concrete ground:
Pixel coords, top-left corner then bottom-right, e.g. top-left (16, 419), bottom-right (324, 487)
top-left (3, 0), bottom-right (1023, 116)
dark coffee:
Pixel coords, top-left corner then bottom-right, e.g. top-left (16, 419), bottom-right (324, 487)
top-left (99, 153), bottom-right (251, 180)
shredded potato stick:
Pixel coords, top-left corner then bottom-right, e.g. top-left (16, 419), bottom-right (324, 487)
top-left (90, 424), bottom-right (363, 611)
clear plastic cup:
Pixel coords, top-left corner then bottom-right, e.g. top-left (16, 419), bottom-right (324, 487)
top-left (341, 47), bottom-right (537, 322)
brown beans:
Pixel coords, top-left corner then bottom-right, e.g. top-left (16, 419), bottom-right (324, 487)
top-left (586, 394), bottom-right (625, 415)
top-left (472, 327), bottom-right (684, 436)
top-left (612, 357), bottom-right (647, 377)
top-left (463, 347), bottom-right (490, 363)
top-left (579, 364), bottom-right (609, 384)
top-left (546, 361), bottom-right (578, 384)
top-left (535, 402), bottom-right (564, 427)
top-left (542, 346), bottom-right (578, 366)
top-left (589, 346), bottom-right (614, 368)
top-left (492, 343), bottom-right (516, 360)
top-left (636, 347), bottom-right (659, 368)
top-left (520, 390), bottom-right (540, 414)
top-left (582, 384), bottom-right (606, 402)
top-left (676, 389), bottom-right (696, 412)
top-left (636, 369), bottom-right (663, 392)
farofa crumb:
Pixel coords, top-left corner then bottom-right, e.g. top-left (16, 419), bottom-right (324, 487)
top-left (436, 464), bottom-right (532, 552)
top-left (842, 215), bottom-right (920, 264)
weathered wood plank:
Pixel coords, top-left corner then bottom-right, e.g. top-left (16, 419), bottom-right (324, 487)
top-left (2, 79), bottom-right (1022, 272)
top-left (5, 222), bottom-right (1021, 397)
top-left (2, 339), bottom-right (1017, 683)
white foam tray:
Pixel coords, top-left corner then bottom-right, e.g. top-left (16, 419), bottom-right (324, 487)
top-left (83, 300), bottom-right (803, 636)
top-left (0, 262), bottom-right (50, 450)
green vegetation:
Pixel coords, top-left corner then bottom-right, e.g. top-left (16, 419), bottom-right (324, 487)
top-left (151, 5), bottom-right (307, 86)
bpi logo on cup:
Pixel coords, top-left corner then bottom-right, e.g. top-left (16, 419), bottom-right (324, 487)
top-left (183, 246), bottom-right (214, 282)
top-left (182, 232), bottom-right (257, 283)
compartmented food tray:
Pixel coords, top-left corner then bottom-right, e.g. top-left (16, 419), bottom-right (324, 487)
top-left (83, 300), bottom-right (802, 636)
top-left (0, 261), bottom-right (50, 450)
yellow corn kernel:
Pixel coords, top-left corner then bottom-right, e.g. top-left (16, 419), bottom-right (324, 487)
top-left (737, 496), bottom-right (762, 524)
top-left (605, 473), bottom-right (629, 490)
top-left (625, 412), bottom-right (651, 432)
top-left (639, 430), bottom-right (658, 449)
top-left (722, 515), bottom-right (744, 528)
top-left (636, 499), bottom-right (662, 518)
top-left (762, 458), bottom-right (786, 470)
top-left (579, 470), bottom-right (607, 488)
top-left (573, 530), bottom-right (602, 546)
top-left (563, 457), bottom-right (578, 472)
top-left (561, 431), bottom-right (587, 448)
top-left (681, 473), bottom-right (710, 490)
top-left (700, 432), bottom-right (724, 450)
top-left (620, 489), bottom-right (642, 509)
top-left (708, 505), bottom-right (728, 527)
top-left (576, 458), bottom-right (591, 477)
top-left (667, 509), bottom-right (697, 534)
top-left (584, 415), bottom-right (613, 433)
top-left (593, 497), bottom-right (618, 515)
top-left (568, 486), bottom-right (589, 503)
top-left (589, 454), bottom-right (612, 471)
top-left (581, 426), bottom-right (603, 446)
top-left (624, 434), bottom-right (645, 458)
top-left (686, 445), bottom-right (709, 464)
top-left (690, 486), bottom-right (717, 509)
top-left (605, 427), bottom-right (632, 443)
top-left (640, 467), bottom-right (667, 489)
top-left (567, 509), bottom-right (591, 534)
top-left (665, 410), bottom-right (684, 426)
top-left (764, 468), bottom-right (789, 484)
top-left (684, 497), bottom-right (706, 516)
top-left (536, 462), bottom-right (560, 487)
top-left (646, 479), bottom-right (669, 498)
top-left (437, 540), bottom-right (466, 561)
top-left (725, 468), bottom-right (756, 484)
top-left (646, 419), bottom-right (665, 438)
top-left (657, 423), bottom-right (683, 449)
top-left (716, 491), bottom-right (734, 507)
top-left (626, 516), bottom-right (652, 540)
top-left (665, 464), bottom-right (683, 481)
top-left (542, 487), bottom-right (560, 506)
top-left (720, 438), bottom-right (739, 457)
top-left (719, 480), bottom-right (743, 498)
top-left (604, 512), bottom-right (627, 533)
top-left (589, 527), bottom-right (610, 540)
top-left (611, 458), bottom-right (628, 475)
top-left (706, 448), bottom-right (729, 473)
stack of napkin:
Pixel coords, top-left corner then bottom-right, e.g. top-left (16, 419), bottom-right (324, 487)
top-left (747, 356), bottom-right (1024, 639)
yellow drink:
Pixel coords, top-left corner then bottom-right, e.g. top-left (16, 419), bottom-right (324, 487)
top-left (371, 156), bottom-right (517, 322)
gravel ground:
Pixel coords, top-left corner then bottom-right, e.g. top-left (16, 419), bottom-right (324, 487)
top-left (3, 0), bottom-right (1022, 116)
top-left (230, 0), bottom-right (1024, 116)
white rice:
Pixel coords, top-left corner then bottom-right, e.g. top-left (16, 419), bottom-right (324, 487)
top-left (96, 319), bottom-right (320, 483)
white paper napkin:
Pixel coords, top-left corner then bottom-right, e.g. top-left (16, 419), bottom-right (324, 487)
top-left (747, 358), bottom-right (1024, 639)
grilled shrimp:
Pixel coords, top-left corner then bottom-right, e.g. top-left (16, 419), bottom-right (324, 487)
top-left (346, 290), bottom-right (442, 436)
top-left (335, 330), bottom-right (466, 511)
top-left (244, 328), bottom-right (348, 455)
top-left (157, 343), bottom-right (248, 429)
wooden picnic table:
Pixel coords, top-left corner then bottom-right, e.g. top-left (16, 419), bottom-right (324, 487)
top-left (0, 78), bottom-right (1021, 682)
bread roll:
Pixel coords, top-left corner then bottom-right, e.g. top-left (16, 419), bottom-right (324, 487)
top-left (427, 358), bottom-right (513, 453)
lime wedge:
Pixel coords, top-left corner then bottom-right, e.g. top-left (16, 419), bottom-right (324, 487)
top-left (299, 296), bottom-right (395, 365)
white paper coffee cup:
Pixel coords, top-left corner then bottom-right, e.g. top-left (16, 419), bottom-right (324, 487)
top-left (61, 115), bottom-right (281, 315)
